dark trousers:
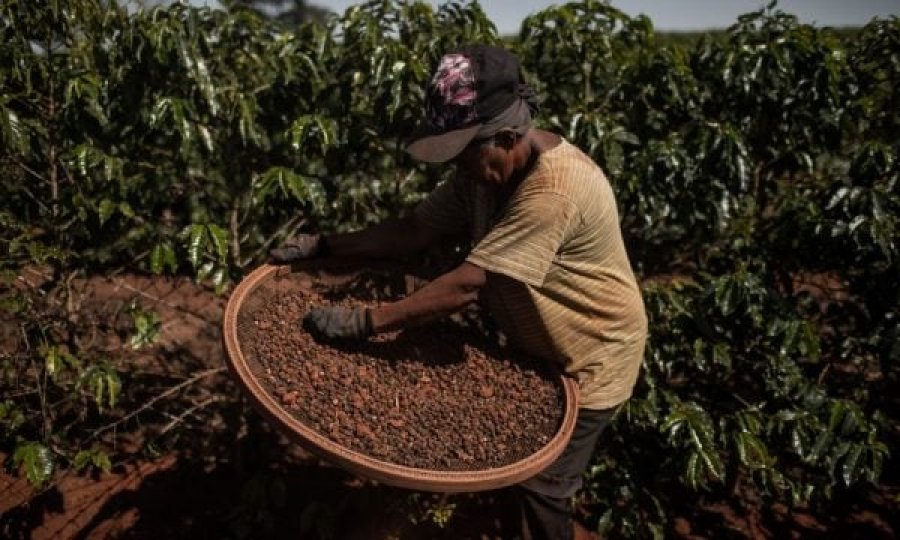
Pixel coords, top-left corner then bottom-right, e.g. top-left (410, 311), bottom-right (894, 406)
top-left (513, 406), bottom-right (617, 540)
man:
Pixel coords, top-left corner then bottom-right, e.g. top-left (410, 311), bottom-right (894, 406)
top-left (271, 44), bottom-right (647, 540)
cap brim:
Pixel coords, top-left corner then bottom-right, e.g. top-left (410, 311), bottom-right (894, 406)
top-left (404, 123), bottom-right (482, 163)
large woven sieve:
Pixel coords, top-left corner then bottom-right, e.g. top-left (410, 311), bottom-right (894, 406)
top-left (222, 262), bottom-right (579, 493)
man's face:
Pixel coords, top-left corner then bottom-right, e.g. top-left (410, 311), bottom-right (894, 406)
top-left (454, 130), bottom-right (518, 185)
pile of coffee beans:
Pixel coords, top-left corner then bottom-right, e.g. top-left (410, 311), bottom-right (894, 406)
top-left (237, 273), bottom-right (565, 471)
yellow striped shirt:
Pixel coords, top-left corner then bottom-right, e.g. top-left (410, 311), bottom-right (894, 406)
top-left (415, 139), bottom-right (647, 409)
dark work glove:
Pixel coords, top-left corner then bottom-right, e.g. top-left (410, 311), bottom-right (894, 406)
top-left (269, 233), bottom-right (328, 263)
top-left (303, 306), bottom-right (373, 340)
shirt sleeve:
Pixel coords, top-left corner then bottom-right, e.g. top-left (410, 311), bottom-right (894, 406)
top-left (412, 173), bottom-right (470, 235)
top-left (466, 191), bottom-right (580, 287)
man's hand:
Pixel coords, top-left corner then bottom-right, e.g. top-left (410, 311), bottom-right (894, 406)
top-left (269, 233), bottom-right (327, 263)
top-left (303, 306), bottom-right (373, 340)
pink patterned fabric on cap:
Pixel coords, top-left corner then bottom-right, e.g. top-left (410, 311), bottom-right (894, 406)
top-left (426, 53), bottom-right (478, 130)
top-left (406, 44), bottom-right (537, 163)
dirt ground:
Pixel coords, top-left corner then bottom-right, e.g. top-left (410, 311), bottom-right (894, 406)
top-left (1, 271), bottom-right (897, 539)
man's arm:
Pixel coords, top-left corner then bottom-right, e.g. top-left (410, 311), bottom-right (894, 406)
top-left (370, 262), bottom-right (486, 332)
top-left (324, 213), bottom-right (441, 259)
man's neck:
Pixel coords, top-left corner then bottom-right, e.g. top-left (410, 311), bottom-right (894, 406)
top-left (507, 130), bottom-right (546, 186)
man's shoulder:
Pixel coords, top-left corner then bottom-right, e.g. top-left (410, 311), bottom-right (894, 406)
top-left (546, 138), bottom-right (605, 174)
top-left (523, 139), bottom-right (607, 199)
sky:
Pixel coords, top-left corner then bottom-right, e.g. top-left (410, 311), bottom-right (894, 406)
top-left (184, 0), bottom-right (898, 32)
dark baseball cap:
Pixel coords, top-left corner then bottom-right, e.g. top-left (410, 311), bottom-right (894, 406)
top-left (405, 44), bottom-right (533, 163)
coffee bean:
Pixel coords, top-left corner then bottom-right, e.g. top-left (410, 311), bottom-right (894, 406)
top-left (236, 272), bottom-right (564, 471)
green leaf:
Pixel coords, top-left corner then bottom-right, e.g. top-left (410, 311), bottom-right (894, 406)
top-left (712, 343), bottom-right (731, 368)
top-left (206, 224), bottom-right (228, 263)
top-left (612, 129), bottom-right (640, 145)
top-left (118, 202), bottom-right (135, 219)
top-left (663, 402), bottom-right (725, 488)
top-left (684, 451), bottom-right (701, 489)
top-left (808, 431), bottom-right (832, 463)
top-left (735, 430), bottom-right (771, 469)
top-left (42, 345), bottom-right (80, 381)
top-left (238, 97), bottom-right (261, 146)
top-left (842, 444), bottom-right (863, 487)
top-left (0, 401), bottom-right (26, 433)
top-left (197, 124), bottom-right (214, 152)
top-left (79, 364), bottom-right (122, 411)
top-left (93, 450), bottom-right (112, 473)
top-left (197, 261), bottom-right (215, 283)
top-left (288, 115), bottom-right (336, 154)
top-left (0, 103), bottom-right (28, 155)
top-left (149, 97), bottom-right (172, 128)
top-left (99, 199), bottom-right (116, 226)
top-left (74, 448), bottom-right (112, 474)
top-left (106, 372), bottom-right (122, 408)
top-left (186, 224), bottom-right (206, 268)
top-left (13, 442), bottom-right (54, 487)
top-left (130, 306), bottom-right (161, 350)
top-left (212, 266), bottom-right (228, 295)
top-left (714, 280), bottom-right (736, 316)
top-left (44, 346), bottom-right (63, 378)
top-left (150, 243), bottom-right (178, 275)
top-left (73, 450), bottom-right (92, 471)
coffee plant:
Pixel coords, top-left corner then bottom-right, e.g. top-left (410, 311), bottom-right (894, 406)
top-left (1, 0), bottom-right (897, 537)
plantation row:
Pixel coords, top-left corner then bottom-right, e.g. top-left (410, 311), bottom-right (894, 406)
top-left (1, 0), bottom-right (898, 537)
